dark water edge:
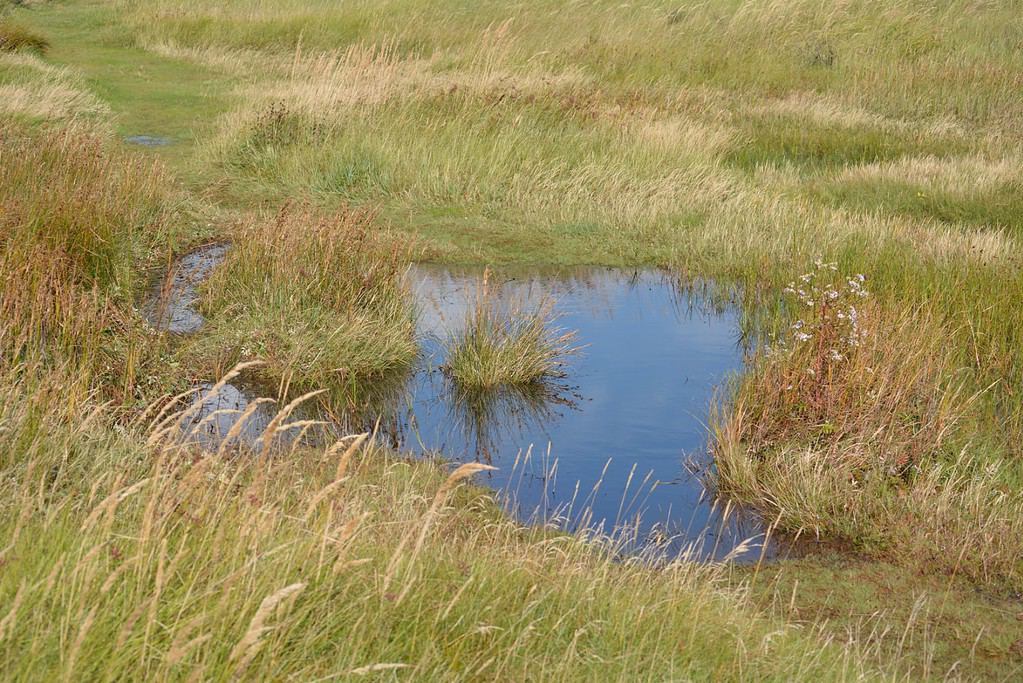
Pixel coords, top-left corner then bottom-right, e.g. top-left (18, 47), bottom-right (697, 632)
top-left (146, 252), bottom-right (776, 563)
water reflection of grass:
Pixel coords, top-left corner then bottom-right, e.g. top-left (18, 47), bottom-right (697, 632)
top-left (446, 379), bottom-right (580, 463)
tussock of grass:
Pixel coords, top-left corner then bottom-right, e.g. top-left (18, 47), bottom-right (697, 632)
top-left (0, 123), bottom-right (181, 397)
top-left (191, 204), bottom-right (417, 406)
top-left (0, 20), bottom-right (47, 54)
top-left (0, 125), bottom-right (176, 293)
top-left (0, 49), bottom-right (110, 123)
top-left (445, 270), bottom-right (577, 390)
top-left (0, 375), bottom-right (892, 680)
top-left (713, 268), bottom-right (1023, 588)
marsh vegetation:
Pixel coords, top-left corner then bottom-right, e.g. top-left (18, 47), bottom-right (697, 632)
top-left (2, 0), bottom-right (1022, 679)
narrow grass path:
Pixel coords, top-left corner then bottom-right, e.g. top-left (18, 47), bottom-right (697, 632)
top-left (22, 1), bottom-right (233, 172)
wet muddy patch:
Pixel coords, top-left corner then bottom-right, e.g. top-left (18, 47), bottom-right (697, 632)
top-left (145, 243), bottom-right (229, 334)
top-left (125, 134), bottom-right (174, 147)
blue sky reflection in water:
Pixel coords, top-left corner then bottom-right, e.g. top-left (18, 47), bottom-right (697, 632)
top-left (397, 266), bottom-right (771, 562)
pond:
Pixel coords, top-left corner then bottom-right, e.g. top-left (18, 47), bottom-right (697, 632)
top-left (400, 266), bottom-right (770, 562)
top-left (124, 134), bottom-right (174, 147)
top-left (149, 251), bottom-right (773, 562)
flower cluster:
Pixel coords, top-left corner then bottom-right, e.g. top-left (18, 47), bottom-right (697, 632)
top-left (782, 260), bottom-right (868, 362)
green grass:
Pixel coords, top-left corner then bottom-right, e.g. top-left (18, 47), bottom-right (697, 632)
top-left (0, 376), bottom-right (894, 681)
top-left (16, 0), bottom-right (236, 169)
top-left (113, 0), bottom-right (1023, 127)
top-left (3, 0), bottom-right (1023, 678)
top-left (181, 205), bottom-right (418, 410)
top-left (808, 173), bottom-right (1023, 234)
top-left (723, 112), bottom-right (969, 172)
top-left (203, 91), bottom-right (714, 264)
top-left (736, 554), bottom-right (1023, 681)
top-left (444, 271), bottom-right (576, 390)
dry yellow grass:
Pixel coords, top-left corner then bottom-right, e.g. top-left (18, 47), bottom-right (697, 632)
top-left (0, 53), bottom-right (109, 121)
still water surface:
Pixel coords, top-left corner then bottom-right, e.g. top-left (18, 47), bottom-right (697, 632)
top-left (152, 251), bottom-right (771, 561)
top-left (398, 266), bottom-right (769, 561)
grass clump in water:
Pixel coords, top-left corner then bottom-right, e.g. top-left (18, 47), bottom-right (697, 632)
top-left (445, 270), bottom-right (577, 391)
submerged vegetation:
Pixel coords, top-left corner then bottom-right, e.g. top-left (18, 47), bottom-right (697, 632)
top-left (1, 0), bottom-right (1022, 678)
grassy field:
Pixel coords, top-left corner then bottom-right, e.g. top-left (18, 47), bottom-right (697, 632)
top-left (2, 0), bottom-right (1023, 679)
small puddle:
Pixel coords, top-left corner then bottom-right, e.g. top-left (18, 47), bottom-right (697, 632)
top-left (146, 244), bottom-right (328, 454)
top-left (147, 252), bottom-right (773, 561)
top-left (145, 243), bottom-right (230, 334)
top-left (125, 134), bottom-right (174, 147)
top-left (183, 381), bottom-right (323, 453)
